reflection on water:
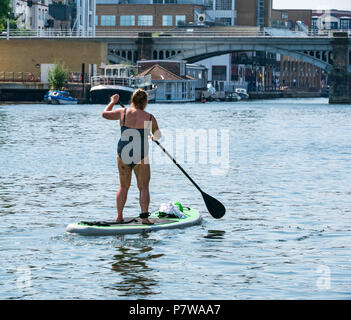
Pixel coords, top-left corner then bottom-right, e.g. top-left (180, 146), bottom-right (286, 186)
top-left (110, 235), bottom-right (163, 297)
top-left (204, 230), bottom-right (226, 240)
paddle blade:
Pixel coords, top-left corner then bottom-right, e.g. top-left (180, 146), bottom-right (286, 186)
top-left (201, 191), bottom-right (226, 219)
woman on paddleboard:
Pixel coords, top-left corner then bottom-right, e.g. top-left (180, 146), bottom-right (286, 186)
top-left (102, 89), bottom-right (161, 225)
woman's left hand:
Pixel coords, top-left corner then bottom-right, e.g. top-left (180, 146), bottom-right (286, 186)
top-left (110, 94), bottom-right (120, 104)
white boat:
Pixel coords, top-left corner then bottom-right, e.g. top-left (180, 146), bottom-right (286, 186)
top-left (235, 88), bottom-right (250, 99)
top-left (90, 64), bottom-right (157, 105)
top-left (44, 90), bottom-right (78, 105)
top-left (225, 92), bottom-right (241, 102)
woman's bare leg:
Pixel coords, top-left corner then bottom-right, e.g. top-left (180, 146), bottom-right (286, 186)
top-left (133, 158), bottom-right (153, 225)
top-left (116, 156), bottom-right (132, 221)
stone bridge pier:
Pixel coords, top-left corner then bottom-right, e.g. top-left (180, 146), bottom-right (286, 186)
top-left (329, 32), bottom-right (351, 104)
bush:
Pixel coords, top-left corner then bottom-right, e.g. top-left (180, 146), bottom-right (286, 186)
top-left (48, 62), bottom-right (68, 90)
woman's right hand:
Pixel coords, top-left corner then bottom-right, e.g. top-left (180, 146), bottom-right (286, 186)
top-left (110, 94), bottom-right (119, 104)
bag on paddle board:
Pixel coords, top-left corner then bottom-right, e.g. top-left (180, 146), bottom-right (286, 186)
top-left (157, 202), bottom-right (185, 219)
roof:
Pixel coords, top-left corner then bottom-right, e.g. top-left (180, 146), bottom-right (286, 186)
top-left (136, 64), bottom-right (185, 81)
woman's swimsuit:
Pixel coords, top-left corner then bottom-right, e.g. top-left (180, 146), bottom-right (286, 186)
top-left (117, 108), bottom-right (152, 168)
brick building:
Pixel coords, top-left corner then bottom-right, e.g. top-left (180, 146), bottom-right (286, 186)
top-left (271, 9), bottom-right (312, 31)
top-left (95, 0), bottom-right (273, 30)
top-left (96, 3), bottom-right (202, 30)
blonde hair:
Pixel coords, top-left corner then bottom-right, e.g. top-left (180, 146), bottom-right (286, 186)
top-left (131, 89), bottom-right (148, 110)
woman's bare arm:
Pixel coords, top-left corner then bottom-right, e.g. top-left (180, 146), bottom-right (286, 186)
top-left (151, 115), bottom-right (162, 141)
top-left (102, 94), bottom-right (122, 120)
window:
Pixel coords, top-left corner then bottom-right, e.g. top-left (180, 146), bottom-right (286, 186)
top-left (215, 0), bottom-right (232, 10)
top-left (204, 0), bottom-right (213, 10)
top-left (153, 0), bottom-right (163, 3)
top-left (165, 0), bottom-right (177, 3)
top-left (340, 19), bottom-right (351, 30)
top-left (215, 17), bottom-right (232, 26)
top-left (212, 66), bottom-right (226, 81)
top-left (120, 15), bottom-right (135, 26)
top-left (162, 15), bottom-right (173, 26)
top-left (175, 15), bottom-right (186, 26)
top-left (330, 22), bottom-right (338, 29)
top-left (101, 15), bottom-right (116, 26)
top-left (95, 15), bottom-right (99, 26)
top-left (138, 15), bottom-right (153, 26)
top-left (312, 18), bottom-right (318, 30)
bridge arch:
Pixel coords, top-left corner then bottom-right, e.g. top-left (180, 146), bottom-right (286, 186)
top-left (169, 43), bottom-right (333, 72)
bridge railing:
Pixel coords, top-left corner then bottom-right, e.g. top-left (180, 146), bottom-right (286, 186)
top-left (1, 28), bottom-right (347, 39)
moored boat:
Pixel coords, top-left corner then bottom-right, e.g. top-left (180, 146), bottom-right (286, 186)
top-left (44, 90), bottom-right (78, 105)
top-left (90, 64), bottom-right (157, 105)
top-left (235, 88), bottom-right (250, 99)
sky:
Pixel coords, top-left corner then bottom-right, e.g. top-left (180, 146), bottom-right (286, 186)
top-left (273, 0), bottom-right (351, 11)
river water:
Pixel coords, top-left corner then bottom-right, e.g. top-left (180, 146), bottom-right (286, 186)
top-left (0, 98), bottom-right (351, 300)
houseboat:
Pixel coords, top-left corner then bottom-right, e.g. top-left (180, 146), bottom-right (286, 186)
top-left (90, 64), bottom-right (156, 104)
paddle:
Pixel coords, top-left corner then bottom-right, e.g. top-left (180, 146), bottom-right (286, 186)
top-left (118, 101), bottom-right (226, 219)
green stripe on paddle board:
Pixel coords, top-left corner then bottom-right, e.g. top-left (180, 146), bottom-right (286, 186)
top-left (66, 207), bottom-right (201, 236)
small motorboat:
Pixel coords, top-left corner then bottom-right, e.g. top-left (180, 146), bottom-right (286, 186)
top-left (235, 88), bottom-right (250, 100)
top-left (225, 92), bottom-right (241, 102)
top-left (44, 90), bottom-right (78, 105)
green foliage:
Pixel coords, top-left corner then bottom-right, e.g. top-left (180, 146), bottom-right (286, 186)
top-left (48, 62), bottom-right (69, 90)
top-left (0, 0), bottom-right (14, 31)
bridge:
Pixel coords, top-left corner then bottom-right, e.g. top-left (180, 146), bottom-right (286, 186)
top-left (108, 29), bottom-right (351, 104)
top-left (1, 29), bottom-right (351, 103)
top-left (105, 30), bottom-right (350, 73)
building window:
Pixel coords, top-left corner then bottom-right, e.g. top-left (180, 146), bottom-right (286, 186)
top-left (204, 0), bottom-right (213, 9)
top-left (95, 15), bottom-right (99, 26)
top-left (212, 66), bottom-right (226, 81)
top-left (331, 22), bottom-right (338, 29)
top-left (312, 18), bottom-right (318, 30)
top-left (101, 15), bottom-right (116, 26)
top-left (153, 0), bottom-right (163, 3)
top-left (120, 15), bottom-right (135, 26)
top-left (175, 15), bottom-right (186, 26)
top-left (340, 19), bottom-right (351, 30)
top-left (138, 15), bottom-right (153, 26)
top-left (215, 0), bottom-right (232, 10)
top-left (165, 0), bottom-right (177, 3)
top-left (162, 15), bottom-right (173, 26)
top-left (215, 17), bottom-right (232, 26)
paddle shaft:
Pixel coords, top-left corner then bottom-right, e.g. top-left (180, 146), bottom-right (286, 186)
top-left (153, 140), bottom-right (203, 194)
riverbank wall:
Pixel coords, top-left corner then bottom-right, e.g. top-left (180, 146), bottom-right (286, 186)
top-left (0, 82), bottom-right (90, 104)
top-left (249, 90), bottom-right (323, 99)
top-left (0, 84), bottom-right (324, 104)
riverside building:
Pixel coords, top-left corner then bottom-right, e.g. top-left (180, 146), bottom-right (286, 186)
top-left (9, 0), bottom-right (96, 36)
top-left (95, 0), bottom-right (272, 29)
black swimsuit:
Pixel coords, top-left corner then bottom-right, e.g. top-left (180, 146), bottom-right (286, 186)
top-left (117, 108), bottom-right (152, 168)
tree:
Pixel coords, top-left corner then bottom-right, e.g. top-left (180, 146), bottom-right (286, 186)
top-left (48, 62), bottom-right (69, 90)
top-left (0, 0), bottom-right (19, 32)
top-left (0, 0), bottom-right (13, 31)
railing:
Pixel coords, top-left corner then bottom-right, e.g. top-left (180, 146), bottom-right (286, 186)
top-left (0, 72), bottom-right (40, 82)
top-left (91, 75), bottom-right (152, 87)
top-left (0, 71), bottom-right (91, 84)
top-left (1, 28), bottom-right (348, 39)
